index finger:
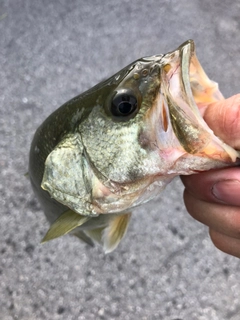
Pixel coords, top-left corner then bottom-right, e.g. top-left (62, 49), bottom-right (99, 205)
top-left (203, 94), bottom-right (240, 149)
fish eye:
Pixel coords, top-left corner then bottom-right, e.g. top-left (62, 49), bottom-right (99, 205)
top-left (110, 90), bottom-right (139, 120)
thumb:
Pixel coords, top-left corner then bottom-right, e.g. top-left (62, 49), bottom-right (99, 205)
top-left (203, 94), bottom-right (240, 150)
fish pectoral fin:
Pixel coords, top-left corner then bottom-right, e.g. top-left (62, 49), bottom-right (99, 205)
top-left (85, 227), bottom-right (106, 244)
top-left (102, 212), bottom-right (131, 253)
top-left (41, 209), bottom-right (90, 244)
top-left (24, 172), bottom-right (29, 179)
top-left (72, 230), bottom-right (95, 247)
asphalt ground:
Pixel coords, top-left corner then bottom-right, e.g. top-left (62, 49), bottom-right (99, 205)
top-left (1, 0), bottom-right (240, 319)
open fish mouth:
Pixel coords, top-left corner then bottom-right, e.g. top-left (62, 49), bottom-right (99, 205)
top-left (153, 40), bottom-right (237, 161)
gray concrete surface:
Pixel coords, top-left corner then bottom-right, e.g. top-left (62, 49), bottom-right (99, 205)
top-left (1, 0), bottom-right (240, 319)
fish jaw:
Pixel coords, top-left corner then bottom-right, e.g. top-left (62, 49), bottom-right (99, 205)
top-left (145, 40), bottom-right (239, 176)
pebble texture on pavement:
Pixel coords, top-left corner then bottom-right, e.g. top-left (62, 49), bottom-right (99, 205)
top-left (1, 1), bottom-right (240, 319)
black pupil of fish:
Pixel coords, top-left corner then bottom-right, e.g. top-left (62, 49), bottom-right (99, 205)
top-left (118, 101), bottom-right (133, 114)
top-left (112, 94), bottom-right (137, 116)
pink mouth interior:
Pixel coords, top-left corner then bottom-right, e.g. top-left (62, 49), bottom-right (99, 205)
top-left (188, 54), bottom-right (224, 116)
top-left (161, 49), bottom-right (225, 133)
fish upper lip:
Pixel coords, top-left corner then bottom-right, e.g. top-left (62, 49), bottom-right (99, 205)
top-left (160, 39), bottom-right (224, 116)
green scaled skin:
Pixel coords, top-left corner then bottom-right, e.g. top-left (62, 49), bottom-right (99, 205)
top-left (29, 40), bottom-right (239, 252)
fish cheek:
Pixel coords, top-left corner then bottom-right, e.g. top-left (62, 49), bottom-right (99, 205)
top-left (138, 128), bottom-right (153, 151)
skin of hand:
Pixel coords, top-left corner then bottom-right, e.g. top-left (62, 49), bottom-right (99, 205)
top-left (181, 94), bottom-right (240, 258)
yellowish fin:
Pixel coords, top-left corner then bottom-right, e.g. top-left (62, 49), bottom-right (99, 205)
top-left (102, 212), bottom-right (131, 253)
top-left (24, 172), bottom-right (29, 179)
top-left (85, 227), bottom-right (106, 244)
top-left (41, 210), bottom-right (90, 243)
top-left (73, 230), bottom-right (95, 246)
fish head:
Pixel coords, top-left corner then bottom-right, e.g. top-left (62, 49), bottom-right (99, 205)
top-left (77, 40), bottom-right (238, 210)
top-left (42, 40), bottom-right (239, 215)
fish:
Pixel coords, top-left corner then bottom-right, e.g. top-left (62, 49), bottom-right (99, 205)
top-left (29, 40), bottom-right (239, 253)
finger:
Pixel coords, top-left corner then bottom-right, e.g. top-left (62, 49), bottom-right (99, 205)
top-left (183, 189), bottom-right (240, 239)
top-left (204, 94), bottom-right (240, 149)
top-left (209, 229), bottom-right (240, 259)
top-left (181, 167), bottom-right (240, 206)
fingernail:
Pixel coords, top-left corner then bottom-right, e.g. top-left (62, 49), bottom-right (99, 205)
top-left (212, 179), bottom-right (240, 206)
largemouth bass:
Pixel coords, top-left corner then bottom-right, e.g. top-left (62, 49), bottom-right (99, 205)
top-left (29, 40), bottom-right (239, 252)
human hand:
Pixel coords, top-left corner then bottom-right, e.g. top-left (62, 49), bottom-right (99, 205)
top-left (181, 94), bottom-right (240, 258)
